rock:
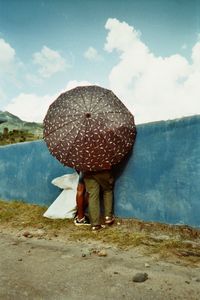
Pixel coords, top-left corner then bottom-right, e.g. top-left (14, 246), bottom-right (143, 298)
top-left (22, 231), bottom-right (29, 237)
top-left (12, 242), bottom-right (18, 246)
top-left (132, 273), bottom-right (148, 282)
top-left (192, 277), bottom-right (200, 282)
top-left (98, 249), bottom-right (107, 257)
top-left (145, 263), bottom-right (150, 268)
top-left (22, 231), bottom-right (32, 238)
top-left (81, 249), bottom-right (91, 257)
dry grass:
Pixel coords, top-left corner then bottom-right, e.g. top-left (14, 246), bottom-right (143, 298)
top-left (0, 199), bottom-right (200, 265)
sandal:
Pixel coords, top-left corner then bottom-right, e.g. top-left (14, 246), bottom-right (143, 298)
top-left (105, 216), bottom-right (115, 225)
top-left (91, 225), bottom-right (105, 231)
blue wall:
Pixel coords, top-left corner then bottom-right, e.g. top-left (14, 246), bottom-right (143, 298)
top-left (0, 115), bottom-right (199, 227)
top-left (0, 141), bottom-right (72, 205)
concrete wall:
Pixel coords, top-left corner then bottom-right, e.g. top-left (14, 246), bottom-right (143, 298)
top-left (0, 141), bottom-right (71, 205)
top-left (0, 115), bottom-right (199, 227)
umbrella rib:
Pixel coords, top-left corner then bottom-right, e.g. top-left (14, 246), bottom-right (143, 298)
top-left (80, 117), bottom-right (89, 169)
top-left (91, 113), bottom-right (133, 128)
top-left (90, 117), bottom-right (117, 161)
top-left (80, 93), bottom-right (89, 111)
top-left (88, 88), bottom-right (96, 112)
top-left (45, 114), bottom-right (83, 137)
top-left (97, 115), bottom-right (135, 140)
top-left (90, 91), bottom-right (109, 113)
top-left (50, 116), bottom-right (86, 156)
top-left (93, 109), bottom-right (130, 115)
top-left (62, 117), bottom-right (88, 166)
top-left (71, 96), bottom-right (87, 112)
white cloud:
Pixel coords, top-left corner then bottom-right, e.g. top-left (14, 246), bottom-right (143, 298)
top-left (4, 93), bottom-right (54, 122)
top-left (191, 42), bottom-right (200, 66)
top-left (0, 38), bottom-right (16, 76)
top-left (33, 46), bottom-right (66, 78)
top-left (65, 80), bottom-right (95, 91)
top-left (0, 88), bottom-right (5, 100)
top-left (4, 80), bottom-right (96, 122)
top-left (105, 18), bottom-right (200, 124)
top-left (84, 46), bottom-right (102, 61)
top-left (0, 38), bottom-right (23, 101)
top-left (0, 38), bottom-right (15, 68)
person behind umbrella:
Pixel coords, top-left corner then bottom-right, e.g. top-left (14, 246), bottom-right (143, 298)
top-left (74, 171), bottom-right (90, 226)
top-left (83, 168), bottom-right (115, 231)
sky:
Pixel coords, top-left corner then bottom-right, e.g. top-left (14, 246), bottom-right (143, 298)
top-left (0, 0), bottom-right (200, 124)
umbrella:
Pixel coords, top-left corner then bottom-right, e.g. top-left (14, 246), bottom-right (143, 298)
top-left (43, 85), bottom-right (136, 172)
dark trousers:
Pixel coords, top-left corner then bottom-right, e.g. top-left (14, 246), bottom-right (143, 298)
top-left (84, 171), bottom-right (114, 226)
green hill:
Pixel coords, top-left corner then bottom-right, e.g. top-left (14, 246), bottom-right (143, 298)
top-left (0, 111), bottom-right (43, 145)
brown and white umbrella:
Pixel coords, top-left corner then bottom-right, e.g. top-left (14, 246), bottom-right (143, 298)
top-left (43, 85), bottom-right (136, 172)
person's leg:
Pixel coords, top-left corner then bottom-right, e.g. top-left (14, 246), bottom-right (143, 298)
top-left (74, 182), bottom-right (90, 226)
top-left (76, 182), bottom-right (85, 220)
top-left (103, 190), bottom-right (113, 218)
top-left (84, 177), bottom-right (100, 226)
top-left (93, 171), bottom-right (114, 224)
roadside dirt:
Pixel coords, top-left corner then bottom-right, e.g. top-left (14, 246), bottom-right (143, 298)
top-left (0, 201), bottom-right (200, 300)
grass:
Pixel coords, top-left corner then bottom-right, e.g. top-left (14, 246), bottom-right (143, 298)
top-left (0, 199), bottom-right (200, 265)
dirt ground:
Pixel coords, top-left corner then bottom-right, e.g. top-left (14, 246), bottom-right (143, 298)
top-left (0, 201), bottom-right (200, 300)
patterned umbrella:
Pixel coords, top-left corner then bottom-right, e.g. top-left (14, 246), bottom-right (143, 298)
top-left (43, 85), bottom-right (136, 172)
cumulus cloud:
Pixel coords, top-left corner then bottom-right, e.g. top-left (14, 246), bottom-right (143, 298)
top-left (4, 80), bottom-right (96, 122)
top-left (33, 46), bottom-right (66, 78)
top-left (84, 46), bottom-right (102, 61)
top-left (0, 38), bottom-right (17, 77)
top-left (4, 93), bottom-right (54, 122)
top-left (0, 38), bottom-right (24, 101)
top-left (105, 18), bottom-right (200, 124)
top-left (65, 80), bottom-right (95, 91)
top-left (191, 42), bottom-right (200, 66)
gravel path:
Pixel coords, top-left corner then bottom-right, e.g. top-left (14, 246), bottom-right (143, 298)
top-left (1, 231), bottom-right (200, 300)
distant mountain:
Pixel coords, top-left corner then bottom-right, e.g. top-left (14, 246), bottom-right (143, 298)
top-left (0, 111), bottom-right (43, 138)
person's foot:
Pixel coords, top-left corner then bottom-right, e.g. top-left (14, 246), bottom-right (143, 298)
top-left (91, 224), bottom-right (105, 231)
top-left (105, 216), bottom-right (115, 225)
top-left (74, 216), bottom-right (90, 226)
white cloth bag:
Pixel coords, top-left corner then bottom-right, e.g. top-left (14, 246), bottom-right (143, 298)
top-left (43, 172), bottom-right (79, 219)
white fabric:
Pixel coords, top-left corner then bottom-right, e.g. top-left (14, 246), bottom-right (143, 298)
top-left (51, 172), bottom-right (79, 189)
top-left (43, 172), bottom-right (79, 219)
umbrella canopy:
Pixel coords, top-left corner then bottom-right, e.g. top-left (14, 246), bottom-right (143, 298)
top-left (43, 85), bottom-right (136, 172)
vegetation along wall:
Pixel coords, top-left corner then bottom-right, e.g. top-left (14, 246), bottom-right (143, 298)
top-left (0, 115), bottom-right (199, 227)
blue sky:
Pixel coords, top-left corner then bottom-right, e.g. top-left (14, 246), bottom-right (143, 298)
top-left (0, 0), bottom-right (200, 123)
